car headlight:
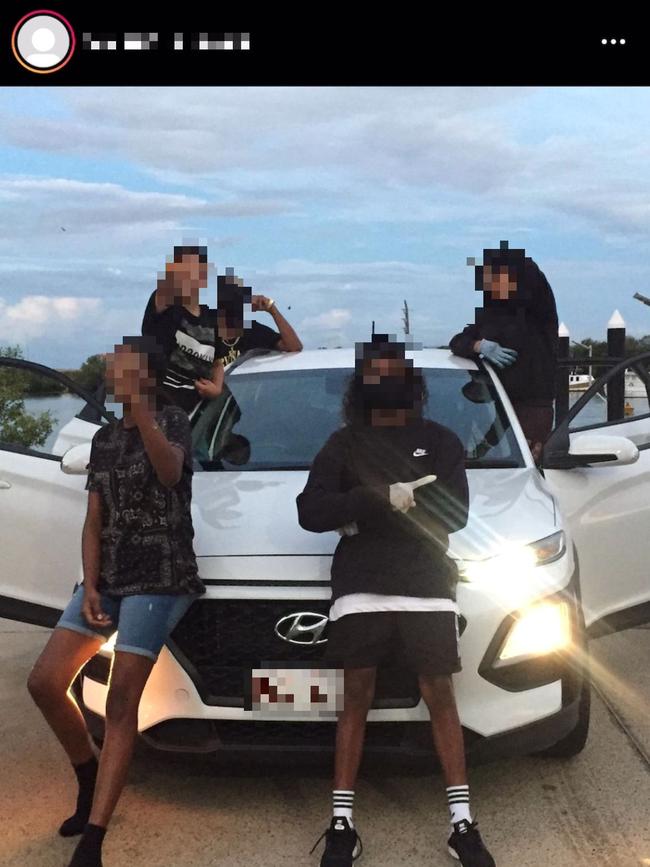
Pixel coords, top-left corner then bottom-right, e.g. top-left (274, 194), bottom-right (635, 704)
top-left (458, 531), bottom-right (566, 582)
top-left (495, 599), bottom-right (572, 666)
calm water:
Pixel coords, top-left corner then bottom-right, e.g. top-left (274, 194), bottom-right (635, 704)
top-left (569, 393), bottom-right (649, 428)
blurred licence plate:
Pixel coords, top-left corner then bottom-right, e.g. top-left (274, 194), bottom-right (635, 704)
top-left (251, 666), bottom-right (343, 719)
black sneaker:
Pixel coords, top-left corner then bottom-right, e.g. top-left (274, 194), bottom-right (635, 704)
top-left (448, 820), bottom-right (495, 866)
top-left (310, 817), bottom-right (362, 866)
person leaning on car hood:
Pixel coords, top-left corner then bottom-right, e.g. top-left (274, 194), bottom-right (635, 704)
top-left (449, 241), bottom-right (558, 463)
top-left (296, 334), bottom-right (496, 867)
top-left (26, 335), bottom-right (204, 867)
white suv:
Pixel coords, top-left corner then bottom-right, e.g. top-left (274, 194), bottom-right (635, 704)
top-left (2, 348), bottom-right (650, 760)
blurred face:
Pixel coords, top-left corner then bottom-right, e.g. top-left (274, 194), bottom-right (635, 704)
top-left (360, 355), bottom-right (420, 426)
top-left (180, 254), bottom-right (206, 288)
top-left (362, 355), bottom-right (407, 384)
top-left (105, 345), bottom-right (157, 407)
top-left (161, 254), bottom-right (208, 307)
top-left (217, 310), bottom-right (244, 341)
top-left (483, 265), bottom-right (518, 301)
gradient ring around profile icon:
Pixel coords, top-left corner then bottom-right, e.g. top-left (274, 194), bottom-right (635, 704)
top-left (12, 9), bottom-right (76, 74)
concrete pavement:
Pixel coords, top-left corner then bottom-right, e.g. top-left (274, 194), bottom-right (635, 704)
top-left (1, 619), bottom-right (649, 867)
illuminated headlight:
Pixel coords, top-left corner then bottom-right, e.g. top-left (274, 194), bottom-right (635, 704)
top-left (99, 632), bottom-right (117, 655)
top-left (458, 531), bottom-right (566, 582)
top-left (495, 600), bottom-right (572, 666)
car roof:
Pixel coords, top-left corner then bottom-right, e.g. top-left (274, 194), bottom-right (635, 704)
top-left (229, 348), bottom-right (479, 375)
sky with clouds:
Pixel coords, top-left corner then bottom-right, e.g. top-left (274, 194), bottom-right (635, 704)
top-left (2, 86), bottom-right (650, 368)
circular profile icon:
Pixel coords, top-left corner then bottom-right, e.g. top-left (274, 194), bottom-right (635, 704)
top-left (12, 10), bottom-right (76, 74)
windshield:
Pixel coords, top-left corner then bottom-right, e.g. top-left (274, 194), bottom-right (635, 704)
top-left (192, 367), bottom-right (524, 471)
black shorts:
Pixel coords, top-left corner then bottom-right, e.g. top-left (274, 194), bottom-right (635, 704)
top-left (325, 610), bottom-right (461, 675)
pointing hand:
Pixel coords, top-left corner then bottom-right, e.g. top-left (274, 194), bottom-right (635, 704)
top-left (389, 475), bottom-right (437, 512)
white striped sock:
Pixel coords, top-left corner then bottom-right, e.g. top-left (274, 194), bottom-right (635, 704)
top-left (333, 789), bottom-right (354, 822)
top-left (446, 785), bottom-right (472, 826)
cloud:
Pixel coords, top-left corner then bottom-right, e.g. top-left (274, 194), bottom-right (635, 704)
top-left (0, 88), bottom-right (530, 197)
top-left (6, 87), bottom-right (650, 236)
top-left (0, 294), bottom-right (100, 341)
top-left (301, 308), bottom-right (352, 330)
top-left (0, 176), bottom-right (290, 239)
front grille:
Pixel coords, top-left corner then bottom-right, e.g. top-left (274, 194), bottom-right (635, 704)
top-left (170, 599), bottom-right (420, 709)
top-left (143, 718), bottom-right (408, 751)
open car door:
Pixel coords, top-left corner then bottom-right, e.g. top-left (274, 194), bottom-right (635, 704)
top-left (543, 351), bottom-right (650, 636)
top-left (0, 358), bottom-right (114, 627)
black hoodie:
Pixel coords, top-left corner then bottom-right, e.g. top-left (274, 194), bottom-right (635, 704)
top-left (450, 257), bottom-right (558, 403)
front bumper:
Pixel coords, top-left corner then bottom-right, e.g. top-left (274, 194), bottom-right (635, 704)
top-left (77, 547), bottom-right (582, 758)
top-left (77, 686), bottom-right (581, 764)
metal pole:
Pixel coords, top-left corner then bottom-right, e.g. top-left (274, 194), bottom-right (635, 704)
top-left (607, 310), bottom-right (626, 421)
top-left (556, 322), bottom-right (570, 425)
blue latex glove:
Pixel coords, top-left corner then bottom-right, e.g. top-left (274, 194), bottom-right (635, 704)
top-left (478, 339), bottom-right (518, 368)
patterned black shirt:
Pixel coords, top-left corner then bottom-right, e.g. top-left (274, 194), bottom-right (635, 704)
top-left (85, 405), bottom-right (205, 597)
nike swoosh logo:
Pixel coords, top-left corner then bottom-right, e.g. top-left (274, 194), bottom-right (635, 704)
top-left (413, 448), bottom-right (428, 457)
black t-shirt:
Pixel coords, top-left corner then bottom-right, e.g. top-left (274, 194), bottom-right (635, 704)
top-left (85, 405), bottom-right (205, 597)
top-left (216, 320), bottom-right (280, 367)
top-left (142, 291), bottom-right (224, 411)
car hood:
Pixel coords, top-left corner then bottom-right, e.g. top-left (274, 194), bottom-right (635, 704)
top-left (191, 467), bottom-right (558, 561)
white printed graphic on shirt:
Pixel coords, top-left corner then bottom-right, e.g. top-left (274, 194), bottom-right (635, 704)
top-left (174, 329), bottom-right (216, 363)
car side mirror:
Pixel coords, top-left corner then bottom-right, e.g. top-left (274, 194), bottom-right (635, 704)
top-left (221, 433), bottom-right (251, 466)
top-left (60, 442), bottom-right (92, 474)
top-left (567, 433), bottom-right (639, 467)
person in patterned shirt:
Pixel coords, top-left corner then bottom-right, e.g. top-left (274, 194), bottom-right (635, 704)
top-left (27, 335), bottom-right (204, 867)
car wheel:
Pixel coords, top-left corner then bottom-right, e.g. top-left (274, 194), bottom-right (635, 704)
top-left (537, 679), bottom-right (591, 758)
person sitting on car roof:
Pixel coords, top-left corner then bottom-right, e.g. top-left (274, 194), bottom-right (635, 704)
top-left (141, 245), bottom-right (227, 416)
top-left (215, 268), bottom-right (303, 367)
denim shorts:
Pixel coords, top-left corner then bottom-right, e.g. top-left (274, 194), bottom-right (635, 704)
top-left (56, 585), bottom-right (199, 662)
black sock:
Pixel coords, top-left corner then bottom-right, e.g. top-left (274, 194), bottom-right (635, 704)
top-left (68, 824), bottom-right (106, 867)
top-left (59, 757), bottom-right (98, 837)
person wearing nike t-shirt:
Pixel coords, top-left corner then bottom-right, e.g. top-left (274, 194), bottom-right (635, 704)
top-left (141, 246), bottom-right (226, 415)
top-left (297, 335), bottom-right (496, 867)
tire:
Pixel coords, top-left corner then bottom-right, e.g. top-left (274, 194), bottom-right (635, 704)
top-left (537, 678), bottom-right (591, 758)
